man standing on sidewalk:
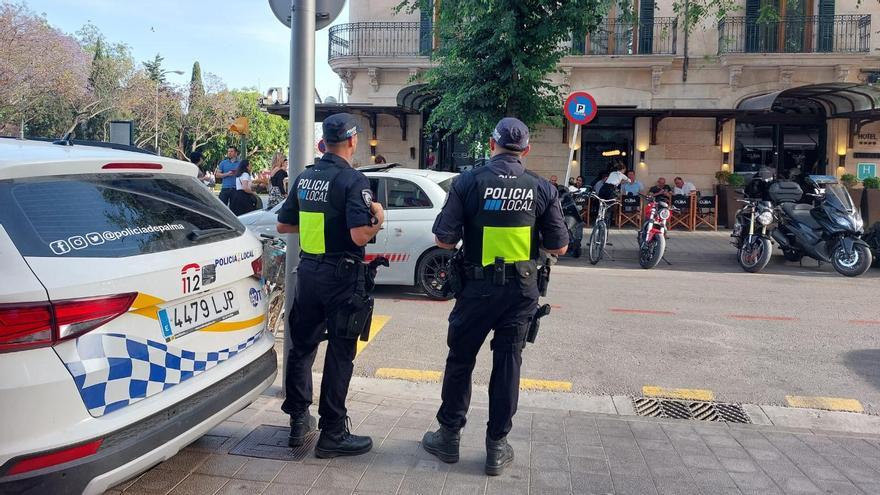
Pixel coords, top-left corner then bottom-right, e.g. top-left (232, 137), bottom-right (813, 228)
top-left (422, 117), bottom-right (569, 475)
top-left (215, 146), bottom-right (240, 206)
top-left (276, 113), bottom-right (384, 459)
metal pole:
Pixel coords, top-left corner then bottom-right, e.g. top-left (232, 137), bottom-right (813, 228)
top-left (282, 0), bottom-right (316, 397)
top-left (564, 124), bottom-right (580, 186)
top-left (155, 80), bottom-right (160, 154)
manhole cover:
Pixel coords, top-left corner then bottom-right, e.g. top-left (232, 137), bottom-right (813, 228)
top-left (229, 424), bottom-right (319, 461)
top-left (632, 397), bottom-right (751, 424)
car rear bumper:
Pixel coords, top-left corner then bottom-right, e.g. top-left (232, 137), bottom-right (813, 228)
top-left (0, 345), bottom-right (277, 495)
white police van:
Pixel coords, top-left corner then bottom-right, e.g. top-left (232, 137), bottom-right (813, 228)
top-left (0, 139), bottom-right (276, 494)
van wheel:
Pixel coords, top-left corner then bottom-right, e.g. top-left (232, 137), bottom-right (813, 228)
top-left (417, 249), bottom-right (454, 300)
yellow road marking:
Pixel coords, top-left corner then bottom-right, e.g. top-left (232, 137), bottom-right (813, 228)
top-left (356, 315), bottom-right (391, 357)
top-left (785, 396), bottom-right (864, 413)
top-left (519, 378), bottom-right (572, 392)
top-left (375, 368), bottom-right (442, 382)
top-left (643, 386), bottom-right (715, 402)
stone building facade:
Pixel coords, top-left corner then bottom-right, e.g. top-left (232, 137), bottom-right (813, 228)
top-left (267, 0), bottom-right (880, 193)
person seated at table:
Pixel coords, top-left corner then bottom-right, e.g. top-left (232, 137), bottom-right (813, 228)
top-left (621, 171), bottom-right (642, 196)
top-left (673, 176), bottom-right (698, 196)
top-left (570, 175), bottom-right (585, 192)
top-left (649, 177), bottom-right (672, 200)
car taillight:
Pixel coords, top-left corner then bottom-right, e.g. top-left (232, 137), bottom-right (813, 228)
top-left (0, 293), bottom-right (136, 353)
top-left (54, 294), bottom-right (138, 340)
top-left (251, 258), bottom-right (263, 280)
top-left (6, 439), bottom-right (103, 475)
top-left (0, 303), bottom-right (53, 351)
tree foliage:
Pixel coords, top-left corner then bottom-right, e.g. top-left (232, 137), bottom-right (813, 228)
top-left (0, 4), bottom-right (289, 169)
top-left (397, 0), bottom-right (745, 150)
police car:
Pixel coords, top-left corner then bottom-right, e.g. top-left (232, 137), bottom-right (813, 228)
top-left (239, 165), bottom-right (457, 299)
top-left (0, 139), bottom-right (276, 494)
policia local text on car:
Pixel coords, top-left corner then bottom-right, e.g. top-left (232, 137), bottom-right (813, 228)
top-left (276, 113), bottom-right (386, 458)
top-left (422, 117), bottom-right (569, 476)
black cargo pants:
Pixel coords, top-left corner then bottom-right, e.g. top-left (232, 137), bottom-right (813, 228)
top-left (436, 276), bottom-right (539, 440)
top-left (281, 257), bottom-right (358, 431)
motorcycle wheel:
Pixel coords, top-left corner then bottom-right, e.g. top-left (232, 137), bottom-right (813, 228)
top-left (588, 221), bottom-right (606, 265)
top-left (639, 234), bottom-right (666, 269)
top-left (832, 243), bottom-right (873, 277)
top-left (738, 237), bottom-right (772, 273)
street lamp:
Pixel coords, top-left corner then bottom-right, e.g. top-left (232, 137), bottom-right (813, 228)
top-left (155, 69), bottom-right (184, 155)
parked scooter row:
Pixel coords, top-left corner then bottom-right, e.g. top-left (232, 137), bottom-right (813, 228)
top-left (730, 174), bottom-right (873, 277)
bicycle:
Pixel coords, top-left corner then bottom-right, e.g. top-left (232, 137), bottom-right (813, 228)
top-left (587, 192), bottom-right (620, 265)
top-left (259, 234), bottom-right (288, 336)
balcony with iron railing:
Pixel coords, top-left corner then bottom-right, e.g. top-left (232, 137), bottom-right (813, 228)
top-left (717, 14), bottom-right (870, 54)
top-left (567, 17), bottom-right (678, 56)
top-left (329, 22), bottom-right (426, 60)
top-left (328, 18), bottom-right (679, 61)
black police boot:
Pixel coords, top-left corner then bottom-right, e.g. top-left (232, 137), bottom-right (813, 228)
top-left (288, 411), bottom-right (317, 447)
top-left (421, 425), bottom-right (461, 463)
top-left (485, 436), bottom-right (514, 476)
top-left (314, 418), bottom-right (372, 459)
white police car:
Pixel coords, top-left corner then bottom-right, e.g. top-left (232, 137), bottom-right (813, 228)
top-left (239, 165), bottom-right (457, 299)
top-left (0, 139), bottom-right (276, 494)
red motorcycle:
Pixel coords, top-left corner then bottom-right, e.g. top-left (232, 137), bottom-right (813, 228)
top-left (637, 194), bottom-right (677, 269)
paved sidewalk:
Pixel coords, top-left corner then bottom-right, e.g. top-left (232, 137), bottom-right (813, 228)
top-left (109, 380), bottom-right (880, 495)
top-left (572, 229), bottom-right (737, 265)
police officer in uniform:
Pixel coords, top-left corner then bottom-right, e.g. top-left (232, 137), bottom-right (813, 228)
top-left (276, 113), bottom-right (384, 458)
top-left (422, 118), bottom-right (569, 475)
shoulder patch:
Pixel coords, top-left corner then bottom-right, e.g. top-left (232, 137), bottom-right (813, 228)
top-left (361, 189), bottom-right (374, 207)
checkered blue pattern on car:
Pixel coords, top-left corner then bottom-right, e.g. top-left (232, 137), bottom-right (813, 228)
top-left (56, 331), bottom-right (264, 417)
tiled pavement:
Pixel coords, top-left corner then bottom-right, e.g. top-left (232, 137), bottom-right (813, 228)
top-left (108, 390), bottom-right (880, 495)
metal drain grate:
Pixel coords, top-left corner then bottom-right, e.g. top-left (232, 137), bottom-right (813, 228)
top-left (632, 397), bottom-right (751, 424)
top-left (229, 424), bottom-right (319, 461)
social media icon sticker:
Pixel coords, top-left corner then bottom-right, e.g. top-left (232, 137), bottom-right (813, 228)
top-left (49, 240), bottom-right (71, 255)
top-left (86, 232), bottom-right (104, 245)
top-left (69, 236), bottom-right (88, 250)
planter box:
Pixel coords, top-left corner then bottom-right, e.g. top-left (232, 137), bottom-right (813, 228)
top-left (862, 188), bottom-right (880, 228)
top-left (716, 184), bottom-right (738, 228)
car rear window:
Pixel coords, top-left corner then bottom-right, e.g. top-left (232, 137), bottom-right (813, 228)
top-left (0, 174), bottom-right (245, 258)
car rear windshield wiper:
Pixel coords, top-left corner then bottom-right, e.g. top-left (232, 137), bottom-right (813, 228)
top-left (188, 227), bottom-right (236, 243)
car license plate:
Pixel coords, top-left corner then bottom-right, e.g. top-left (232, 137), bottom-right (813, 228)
top-left (158, 289), bottom-right (239, 342)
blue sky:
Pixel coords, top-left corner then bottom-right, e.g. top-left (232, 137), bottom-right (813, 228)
top-left (25, 0), bottom-right (346, 99)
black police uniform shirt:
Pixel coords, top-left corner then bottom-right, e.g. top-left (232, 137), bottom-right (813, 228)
top-left (277, 153), bottom-right (373, 258)
top-left (432, 153), bottom-right (568, 256)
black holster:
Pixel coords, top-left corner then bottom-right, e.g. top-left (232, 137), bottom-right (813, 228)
top-left (326, 257), bottom-right (386, 341)
top-left (524, 304), bottom-right (551, 348)
top-left (442, 250), bottom-right (465, 298)
top-left (537, 258), bottom-right (552, 297)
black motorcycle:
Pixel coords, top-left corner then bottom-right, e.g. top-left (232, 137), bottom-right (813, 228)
top-left (769, 176), bottom-right (872, 277)
top-left (731, 194), bottom-right (775, 273)
top-left (558, 185), bottom-right (587, 258)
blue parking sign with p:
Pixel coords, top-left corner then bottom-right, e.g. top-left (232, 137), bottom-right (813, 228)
top-left (564, 92), bottom-right (598, 126)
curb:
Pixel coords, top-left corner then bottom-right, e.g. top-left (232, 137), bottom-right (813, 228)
top-left (337, 375), bottom-right (880, 436)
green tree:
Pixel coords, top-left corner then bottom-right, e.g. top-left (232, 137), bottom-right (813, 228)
top-left (190, 61), bottom-right (205, 106)
top-left (398, 0), bottom-right (737, 149)
top-left (143, 54), bottom-right (165, 83)
top-left (234, 90), bottom-right (288, 171)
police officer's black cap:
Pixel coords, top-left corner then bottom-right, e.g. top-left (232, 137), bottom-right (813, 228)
top-left (323, 113), bottom-right (362, 144)
top-left (492, 117), bottom-right (530, 152)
